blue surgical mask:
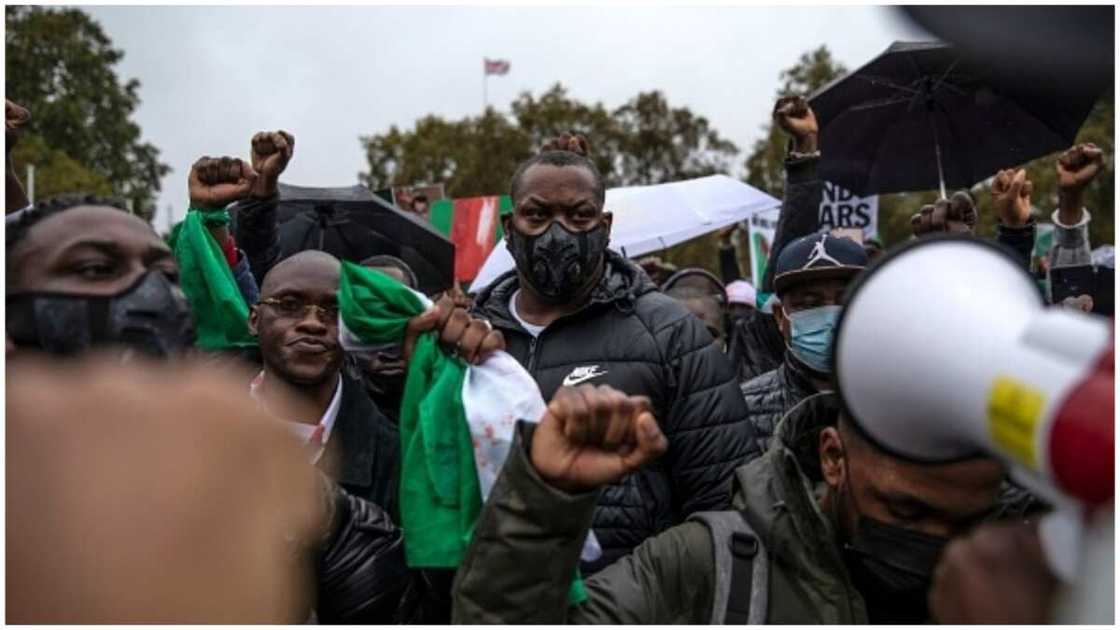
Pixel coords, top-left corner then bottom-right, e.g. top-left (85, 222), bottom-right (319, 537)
top-left (787, 304), bottom-right (842, 374)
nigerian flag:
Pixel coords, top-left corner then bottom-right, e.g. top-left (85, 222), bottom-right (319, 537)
top-left (336, 262), bottom-right (588, 603)
top-left (167, 207), bottom-right (256, 350)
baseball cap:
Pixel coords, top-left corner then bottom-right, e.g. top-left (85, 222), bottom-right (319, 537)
top-left (772, 231), bottom-right (868, 296)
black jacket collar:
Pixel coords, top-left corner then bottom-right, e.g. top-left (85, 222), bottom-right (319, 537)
top-left (473, 249), bottom-right (659, 332)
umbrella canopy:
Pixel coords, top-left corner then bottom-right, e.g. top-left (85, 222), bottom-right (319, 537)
top-left (252, 183), bottom-right (455, 296)
top-left (810, 41), bottom-right (1100, 197)
top-left (469, 174), bottom-right (779, 292)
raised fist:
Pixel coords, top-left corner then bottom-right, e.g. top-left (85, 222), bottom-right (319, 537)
top-left (773, 95), bottom-right (819, 152)
top-left (530, 384), bottom-right (668, 494)
top-left (250, 130), bottom-right (295, 198)
top-left (911, 191), bottom-right (977, 237)
top-left (541, 132), bottom-right (589, 157)
top-left (1057, 142), bottom-right (1104, 193)
top-left (991, 168), bottom-right (1034, 228)
top-left (6, 99), bottom-right (31, 154)
top-left (188, 156), bottom-right (257, 209)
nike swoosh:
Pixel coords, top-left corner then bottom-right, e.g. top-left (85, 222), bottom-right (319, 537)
top-left (562, 371), bottom-right (608, 387)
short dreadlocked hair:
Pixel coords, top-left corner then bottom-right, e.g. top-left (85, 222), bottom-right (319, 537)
top-left (509, 150), bottom-right (606, 206)
top-left (6, 194), bottom-right (130, 260)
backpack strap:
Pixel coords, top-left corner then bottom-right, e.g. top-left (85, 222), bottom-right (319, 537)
top-left (689, 511), bottom-right (769, 624)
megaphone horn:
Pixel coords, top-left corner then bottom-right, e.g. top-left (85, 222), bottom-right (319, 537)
top-left (834, 234), bottom-right (1113, 507)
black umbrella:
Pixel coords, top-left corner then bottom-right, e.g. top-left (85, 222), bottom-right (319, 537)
top-left (809, 41), bottom-right (1100, 197)
top-left (269, 183), bottom-right (455, 296)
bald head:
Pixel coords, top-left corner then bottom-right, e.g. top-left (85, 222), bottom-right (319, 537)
top-left (250, 251), bottom-right (344, 389)
top-left (260, 251), bottom-right (341, 298)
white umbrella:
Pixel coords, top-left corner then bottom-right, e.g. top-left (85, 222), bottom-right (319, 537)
top-left (469, 174), bottom-right (781, 292)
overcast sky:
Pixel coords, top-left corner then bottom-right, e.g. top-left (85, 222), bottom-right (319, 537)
top-left (81, 5), bottom-right (930, 230)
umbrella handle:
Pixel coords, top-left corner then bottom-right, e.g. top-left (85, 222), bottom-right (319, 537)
top-left (929, 114), bottom-right (948, 200)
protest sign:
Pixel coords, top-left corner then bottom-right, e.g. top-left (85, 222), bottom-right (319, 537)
top-left (819, 181), bottom-right (878, 239)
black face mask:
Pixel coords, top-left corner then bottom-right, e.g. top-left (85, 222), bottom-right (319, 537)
top-left (838, 469), bottom-right (949, 625)
top-left (7, 270), bottom-right (196, 359)
top-left (506, 219), bottom-right (609, 304)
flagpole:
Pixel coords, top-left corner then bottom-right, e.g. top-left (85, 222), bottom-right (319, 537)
top-left (483, 72), bottom-right (488, 112)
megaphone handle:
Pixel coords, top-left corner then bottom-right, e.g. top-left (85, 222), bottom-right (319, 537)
top-left (1038, 507), bottom-right (1083, 583)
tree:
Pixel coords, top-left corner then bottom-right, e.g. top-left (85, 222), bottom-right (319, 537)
top-left (510, 84), bottom-right (619, 186)
top-left (358, 83), bottom-right (739, 197)
top-left (5, 6), bottom-right (169, 214)
top-left (611, 91), bottom-right (739, 186)
top-left (360, 109), bottom-right (532, 198)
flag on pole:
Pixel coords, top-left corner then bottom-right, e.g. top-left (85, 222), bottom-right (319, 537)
top-left (483, 58), bottom-right (510, 75)
top-left (429, 195), bottom-right (512, 282)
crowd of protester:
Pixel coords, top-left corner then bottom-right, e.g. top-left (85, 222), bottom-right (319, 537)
top-left (4, 78), bottom-right (1112, 625)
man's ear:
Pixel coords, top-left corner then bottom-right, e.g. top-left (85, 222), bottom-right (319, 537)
top-left (501, 213), bottom-right (513, 236)
top-left (773, 299), bottom-right (791, 340)
top-left (248, 306), bottom-right (260, 337)
top-left (819, 426), bottom-right (847, 489)
top-left (601, 211), bottom-right (613, 238)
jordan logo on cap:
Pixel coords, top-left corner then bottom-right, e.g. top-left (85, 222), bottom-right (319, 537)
top-left (802, 234), bottom-right (844, 270)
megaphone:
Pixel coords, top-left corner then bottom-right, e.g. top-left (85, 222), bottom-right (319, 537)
top-left (833, 235), bottom-right (1115, 622)
top-left (834, 235), bottom-right (1113, 509)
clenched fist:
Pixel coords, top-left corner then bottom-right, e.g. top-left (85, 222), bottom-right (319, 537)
top-left (250, 130), bottom-right (295, 198)
top-left (189, 156), bottom-right (257, 209)
top-left (1057, 143), bottom-right (1104, 193)
top-left (773, 95), bottom-right (818, 153)
top-left (530, 384), bottom-right (668, 494)
top-left (991, 168), bottom-right (1034, 228)
top-left (911, 191), bottom-right (977, 236)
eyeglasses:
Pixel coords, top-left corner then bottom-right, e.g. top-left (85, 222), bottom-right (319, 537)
top-left (259, 296), bottom-right (339, 321)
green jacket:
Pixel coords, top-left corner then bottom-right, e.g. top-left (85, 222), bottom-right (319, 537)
top-left (452, 393), bottom-right (869, 624)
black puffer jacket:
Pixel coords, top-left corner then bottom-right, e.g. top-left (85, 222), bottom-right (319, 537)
top-left (472, 250), bottom-right (759, 573)
top-left (739, 351), bottom-right (818, 454)
top-left (315, 481), bottom-right (454, 624)
top-left (315, 481), bottom-right (410, 623)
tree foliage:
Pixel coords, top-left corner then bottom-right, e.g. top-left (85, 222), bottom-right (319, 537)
top-left (5, 5), bottom-right (168, 215)
top-left (359, 83), bottom-right (739, 196)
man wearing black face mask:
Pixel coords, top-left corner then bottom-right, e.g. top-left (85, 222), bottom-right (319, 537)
top-left (452, 387), bottom-right (1008, 624)
top-left (471, 133), bottom-right (758, 572)
top-left (6, 195), bottom-right (195, 359)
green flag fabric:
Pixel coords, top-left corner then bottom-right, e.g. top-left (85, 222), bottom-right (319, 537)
top-left (337, 261), bottom-right (478, 567)
top-left (167, 207), bottom-right (256, 351)
top-left (336, 261), bottom-right (587, 603)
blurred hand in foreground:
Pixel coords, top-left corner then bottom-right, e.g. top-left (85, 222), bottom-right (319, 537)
top-left (929, 519), bottom-right (1057, 624)
top-left (7, 355), bottom-right (324, 623)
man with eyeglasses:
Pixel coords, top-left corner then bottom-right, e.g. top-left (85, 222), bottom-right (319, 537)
top-left (739, 231), bottom-right (868, 454)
